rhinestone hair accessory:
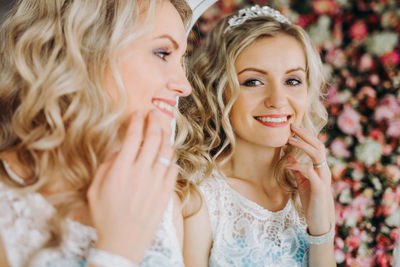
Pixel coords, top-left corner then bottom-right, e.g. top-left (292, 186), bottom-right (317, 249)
top-left (224, 5), bottom-right (291, 33)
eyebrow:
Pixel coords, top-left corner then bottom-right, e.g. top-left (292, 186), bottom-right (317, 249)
top-left (154, 34), bottom-right (179, 50)
top-left (237, 67), bottom-right (306, 75)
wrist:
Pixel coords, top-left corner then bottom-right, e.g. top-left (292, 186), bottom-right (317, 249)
top-left (306, 222), bottom-right (335, 245)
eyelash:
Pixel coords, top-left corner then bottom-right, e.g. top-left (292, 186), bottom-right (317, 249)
top-left (154, 49), bottom-right (171, 61)
top-left (286, 78), bottom-right (302, 86)
top-left (242, 79), bottom-right (263, 87)
top-left (242, 78), bottom-right (303, 87)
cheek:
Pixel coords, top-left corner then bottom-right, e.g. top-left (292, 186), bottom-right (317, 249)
top-left (295, 92), bottom-right (308, 123)
top-left (121, 63), bottom-right (156, 116)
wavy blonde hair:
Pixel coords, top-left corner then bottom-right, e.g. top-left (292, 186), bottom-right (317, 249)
top-left (0, 0), bottom-right (191, 258)
top-left (176, 14), bottom-right (328, 212)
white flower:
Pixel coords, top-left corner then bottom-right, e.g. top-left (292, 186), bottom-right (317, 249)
top-left (355, 138), bottom-right (383, 166)
top-left (339, 187), bottom-right (352, 204)
top-left (308, 16), bottom-right (332, 45)
top-left (371, 177), bottom-right (382, 192)
top-left (365, 31), bottom-right (399, 56)
top-left (385, 208), bottom-right (400, 227)
top-left (358, 243), bottom-right (371, 256)
top-left (345, 212), bottom-right (358, 228)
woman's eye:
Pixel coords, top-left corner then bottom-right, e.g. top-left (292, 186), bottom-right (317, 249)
top-left (286, 78), bottom-right (302, 86)
top-left (154, 49), bottom-right (170, 61)
top-left (242, 79), bottom-right (262, 87)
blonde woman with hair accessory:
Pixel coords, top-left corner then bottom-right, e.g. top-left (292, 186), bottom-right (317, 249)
top-left (0, 0), bottom-right (195, 266)
top-left (176, 4), bottom-right (336, 267)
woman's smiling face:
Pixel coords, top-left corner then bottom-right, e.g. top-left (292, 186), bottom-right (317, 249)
top-left (104, 0), bottom-right (191, 135)
top-left (230, 34), bottom-right (308, 148)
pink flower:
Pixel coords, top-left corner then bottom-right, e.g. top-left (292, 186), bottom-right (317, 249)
top-left (382, 144), bottom-right (394, 156)
top-left (382, 188), bottom-right (398, 216)
top-left (387, 119), bottom-right (400, 138)
top-left (357, 86), bottom-right (377, 100)
top-left (331, 161), bottom-right (347, 180)
top-left (380, 50), bottom-right (400, 68)
top-left (349, 20), bottom-right (368, 40)
top-left (369, 73), bottom-right (380, 85)
top-left (345, 77), bottom-right (356, 88)
top-left (374, 106), bottom-right (395, 122)
top-left (368, 128), bottom-right (385, 144)
top-left (330, 138), bottom-right (351, 158)
top-left (311, 0), bottom-right (339, 15)
top-left (374, 95), bottom-right (400, 121)
top-left (384, 165), bottom-right (400, 182)
top-left (337, 104), bottom-right (362, 135)
top-left (390, 228), bottom-right (399, 245)
top-left (359, 54), bottom-right (375, 71)
top-left (346, 233), bottom-right (361, 250)
top-left (325, 48), bottom-right (346, 68)
top-left (326, 84), bottom-right (339, 105)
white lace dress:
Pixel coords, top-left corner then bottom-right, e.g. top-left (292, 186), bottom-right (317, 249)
top-left (199, 173), bottom-right (310, 267)
top-left (0, 181), bottom-right (184, 267)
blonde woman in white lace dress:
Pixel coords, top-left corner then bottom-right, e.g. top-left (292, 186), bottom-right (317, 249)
top-left (0, 0), bottom-right (193, 266)
top-left (176, 5), bottom-right (336, 267)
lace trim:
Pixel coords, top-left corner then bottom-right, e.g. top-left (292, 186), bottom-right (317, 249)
top-left (199, 172), bottom-right (310, 266)
top-left (0, 181), bottom-right (183, 267)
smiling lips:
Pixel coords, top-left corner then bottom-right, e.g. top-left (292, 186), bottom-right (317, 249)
top-left (152, 98), bottom-right (176, 118)
top-left (254, 114), bottom-right (292, 128)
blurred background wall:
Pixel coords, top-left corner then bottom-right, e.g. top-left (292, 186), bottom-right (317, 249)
top-left (0, 0), bottom-right (399, 266)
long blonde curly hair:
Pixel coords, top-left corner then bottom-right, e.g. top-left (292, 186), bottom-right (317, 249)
top-left (176, 14), bottom-right (328, 212)
top-left (0, 0), bottom-right (191, 255)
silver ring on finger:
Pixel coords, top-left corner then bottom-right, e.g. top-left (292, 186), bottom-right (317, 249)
top-left (313, 161), bottom-right (327, 169)
top-left (157, 157), bottom-right (171, 167)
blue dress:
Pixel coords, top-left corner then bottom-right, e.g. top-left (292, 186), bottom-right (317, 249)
top-left (199, 173), bottom-right (310, 267)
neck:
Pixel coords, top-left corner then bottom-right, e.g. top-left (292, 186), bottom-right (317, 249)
top-left (222, 137), bottom-right (282, 188)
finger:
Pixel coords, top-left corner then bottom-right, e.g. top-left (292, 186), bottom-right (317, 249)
top-left (152, 131), bottom-right (174, 174)
top-left (116, 111), bottom-right (144, 166)
top-left (88, 154), bottom-right (117, 201)
top-left (286, 162), bottom-right (320, 185)
top-left (136, 110), bottom-right (163, 168)
top-left (288, 136), bottom-right (325, 164)
top-left (148, 165), bottom-right (178, 219)
top-left (291, 124), bottom-right (326, 152)
top-left (159, 165), bottom-right (179, 205)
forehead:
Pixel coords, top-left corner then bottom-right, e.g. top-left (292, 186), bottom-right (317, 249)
top-left (144, 0), bottom-right (187, 47)
top-left (235, 34), bottom-right (306, 70)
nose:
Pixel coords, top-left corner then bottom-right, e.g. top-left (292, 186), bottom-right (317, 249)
top-left (264, 81), bottom-right (287, 108)
top-left (166, 66), bottom-right (192, 97)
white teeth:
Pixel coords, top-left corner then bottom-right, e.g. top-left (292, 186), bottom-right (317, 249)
top-left (153, 100), bottom-right (174, 113)
top-left (256, 116), bottom-right (288, 123)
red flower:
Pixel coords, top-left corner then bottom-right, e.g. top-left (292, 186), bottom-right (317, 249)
top-left (376, 250), bottom-right (390, 267)
top-left (380, 50), bottom-right (400, 68)
top-left (376, 234), bottom-right (391, 248)
top-left (349, 20), bottom-right (368, 40)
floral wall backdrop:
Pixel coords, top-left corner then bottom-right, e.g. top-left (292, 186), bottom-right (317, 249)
top-left (189, 0), bottom-right (400, 266)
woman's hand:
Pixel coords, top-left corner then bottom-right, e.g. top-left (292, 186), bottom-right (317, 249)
top-left (286, 124), bottom-right (335, 236)
top-left (87, 110), bottom-right (177, 263)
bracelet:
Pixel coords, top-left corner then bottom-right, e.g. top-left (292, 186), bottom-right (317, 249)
top-left (87, 248), bottom-right (139, 267)
top-left (306, 223), bottom-right (335, 245)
